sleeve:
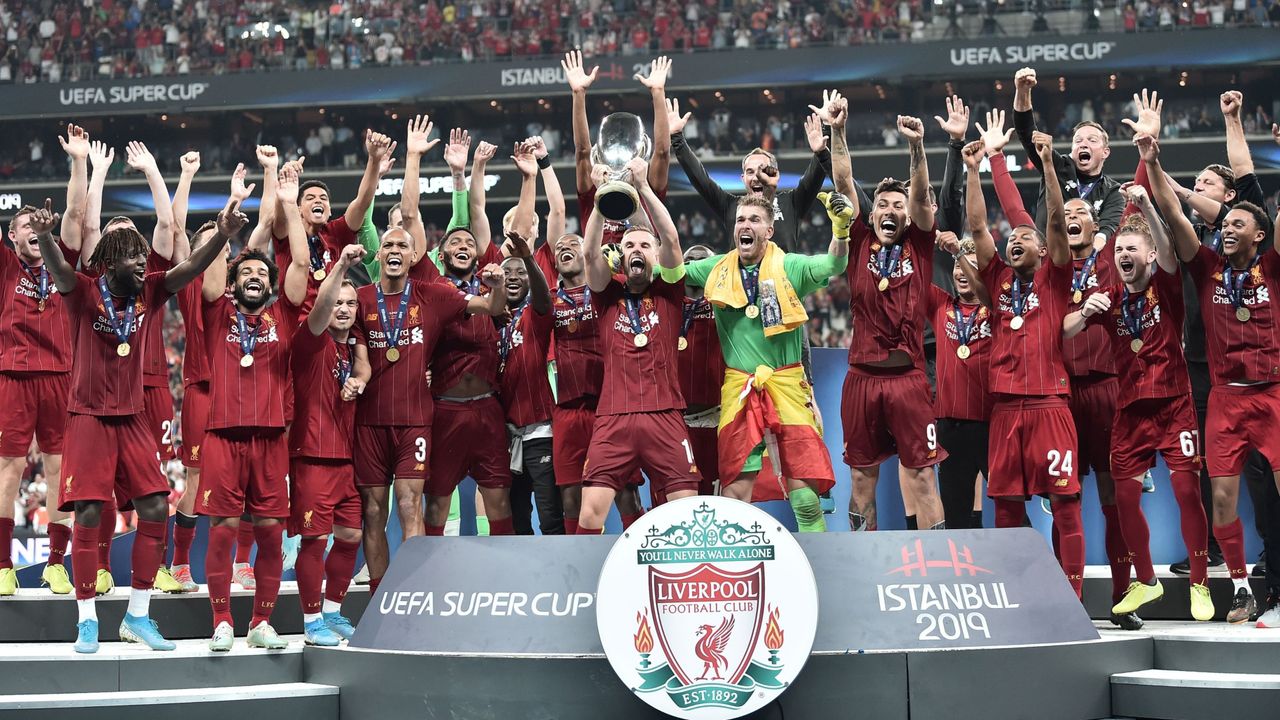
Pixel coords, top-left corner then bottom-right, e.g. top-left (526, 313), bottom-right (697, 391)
top-left (350, 294), bottom-right (369, 345)
top-left (925, 285), bottom-right (949, 318)
top-left (292, 317), bottom-right (326, 348)
top-left (57, 239), bottom-right (82, 269)
top-left (790, 150), bottom-right (830, 218)
top-left (1234, 173), bottom-right (1265, 207)
top-left (0, 241), bottom-right (14, 273)
top-left (989, 152), bottom-right (1036, 228)
top-left (325, 216), bottom-right (356, 252)
top-left (1013, 108), bottom-right (1045, 174)
top-left (357, 204), bottom-right (381, 281)
top-left (784, 252), bottom-right (848, 295)
top-left (446, 189), bottom-right (470, 234)
top-left (979, 252), bottom-right (1007, 290)
top-left (671, 132), bottom-right (735, 219)
top-left (147, 251), bottom-right (173, 273)
top-left (1184, 243), bottom-right (1215, 280)
top-left (936, 139), bottom-right (965, 234)
top-left (534, 240), bottom-right (557, 284)
top-left (408, 251), bottom-right (442, 282)
top-left (479, 242), bottom-right (503, 268)
top-left (1095, 184), bottom-right (1126, 239)
top-left (683, 255), bottom-right (720, 288)
top-left (145, 269), bottom-right (174, 304)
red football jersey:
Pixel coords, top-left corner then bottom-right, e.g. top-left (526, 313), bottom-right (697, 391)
top-left (498, 303), bottom-right (556, 427)
top-left (578, 187), bottom-right (668, 246)
top-left (1086, 267), bottom-right (1191, 407)
top-left (980, 255), bottom-right (1073, 397)
top-left (273, 216), bottom-right (357, 311)
top-left (177, 276), bottom-right (209, 386)
top-left (141, 254), bottom-right (173, 388)
top-left (431, 244), bottom-right (504, 395)
top-left (925, 287), bottom-right (994, 421)
top-left (353, 266), bottom-right (469, 427)
top-left (64, 272), bottom-right (171, 416)
top-left (677, 297), bottom-right (724, 409)
top-left (1063, 249), bottom-right (1119, 378)
top-left (550, 281), bottom-right (603, 409)
top-left (0, 242), bottom-right (78, 373)
top-left (289, 327), bottom-right (357, 459)
top-left (845, 217), bottom-right (936, 370)
top-left (201, 294), bottom-right (300, 430)
top-left (1185, 244), bottom-right (1280, 385)
top-left (591, 276), bottom-right (686, 416)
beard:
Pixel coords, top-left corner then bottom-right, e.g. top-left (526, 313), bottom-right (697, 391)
top-left (234, 284), bottom-right (271, 310)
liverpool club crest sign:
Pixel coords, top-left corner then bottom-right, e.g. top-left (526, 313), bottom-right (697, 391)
top-left (596, 496), bottom-right (818, 718)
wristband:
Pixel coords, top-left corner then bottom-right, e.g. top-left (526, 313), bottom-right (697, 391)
top-left (536, 155), bottom-right (552, 170)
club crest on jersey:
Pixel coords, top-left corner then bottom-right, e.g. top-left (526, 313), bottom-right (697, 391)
top-left (202, 489), bottom-right (212, 506)
top-left (596, 497), bottom-right (817, 718)
top-left (63, 475), bottom-right (72, 493)
top-left (303, 510), bottom-right (314, 529)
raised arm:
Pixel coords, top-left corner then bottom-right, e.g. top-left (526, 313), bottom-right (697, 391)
top-left (668, 101), bottom-right (735, 216)
top-left (507, 231), bottom-right (551, 315)
top-left (1137, 134), bottom-right (1200, 263)
top-left (900, 115), bottom-right (934, 231)
top-left (1220, 91), bottom-right (1254, 179)
top-left (169, 200), bottom-right (244, 294)
top-left (1034, 132), bottom-right (1070, 267)
top-left (628, 157), bottom-right (683, 270)
top-left (529, 136), bottom-right (565, 241)
top-left (248, 146), bottom-right (279, 254)
top-left (345, 130), bottom-right (395, 232)
top-left (933, 95), bottom-right (970, 234)
top-left (57, 125), bottom-right (90, 253)
top-left (562, 50), bottom-right (599, 194)
top-left (276, 165), bottom-right (312, 307)
top-left (636, 56), bottom-right (672, 194)
top-left (794, 95), bottom-right (837, 215)
top-left (812, 91), bottom-right (854, 201)
top-left (510, 141), bottom-right (540, 245)
top-left (31, 200), bottom-right (75, 293)
top-left (818, 191), bottom-right (853, 262)
top-left (962, 141), bottom-right (996, 270)
top-left (170, 151), bottom-right (201, 263)
top-left (469, 141), bottom-right (495, 256)
top-left (443, 128), bottom-right (472, 239)
top-left (81, 140), bottom-right (113, 258)
top-left (583, 167), bottom-right (612, 293)
top-left (1126, 184), bottom-right (1177, 273)
top-left (978, 109), bottom-right (1035, 228)
top-left (309, 244), bottom-right (365, 336)
top-left (468, 263), bottom-right (508, 317)
top-left (125, 141), bottom-right (174, 260)
top-left (402, 114), bottom-right (440, 262)
top-left (1012, 67), bottom-right (1046, 173)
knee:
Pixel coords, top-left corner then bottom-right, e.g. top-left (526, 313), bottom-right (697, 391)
top-left (334, 527), bottom-right (362, 544)
top-left (133, 496), bottom-right (167, 521)
top-left (74, 502), bottom-right (102, 528)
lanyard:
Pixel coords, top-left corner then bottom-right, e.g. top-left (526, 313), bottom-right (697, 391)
top-left (953, 301), bottom-right (978, 345)
top-left (681, 298), bottom-right (706, 340)
top-left (1223, 255), bottom-right (1260, 309)
top-left (876, 245), bottom-right (903, 281)
top-left (235, 312), bottom-right (260, 358)
top-left (739, 266), bottom-right (760, 305)
top-left (1077, 179), bottom-right (1100, 199)
top-left (307, 235), bottom-right (326, 273)
top-left (1071, 250), bottom-right (1099, 294)
top-left (500, 301), bottom-right (528, 364)
top-left (1011, 277), bottom-right (1033, 318)
top-left (20, 261), bottom-right (49, 306)
top-left (557, 283), bottom-right (589, 318)
top-left (375, 281), bottom-right (411, 350)
top-left (624, 291), bottom-right (646, 337)
top-left (1209, 228), bottom-right (1223, 253)
top-left (1121, 289), bottom-right (1147, 341)
top-left (96, 276), bottom-right (136, 347)
top-left (453, 275), bottom-right (481, 295)
top-left (336, 341), bottom-right (353, 386)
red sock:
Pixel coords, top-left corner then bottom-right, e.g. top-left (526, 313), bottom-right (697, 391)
top-left (993, 499), bottom-right (1025, 528)
top-left (369, 577), bottom-right (381, 594)
top-left (47, 522), bottom-right (70, 567)
top-left (206, 524), bottom-right (236, 627)
top-left (488, 516), bottom-right (514, 536)
top-left (250, 524), bottom-right (283, 628)
top-left (295, 537), bottom-right (326, 615)
top-left (0, 518), bottom-right (13, 569)
top-left (72, 521), bottom-right (99, 600)
top-left (1051, 521), bottom-right (1061, 563)
top-left (324, 538), bottom-right (360, 606)
top-left (620, 512), bottom-right (643, 530)
top-left (98, 505), bottom-right (115, 571)
top-left (1171, 470), bottom-right (1210, 585)
top-left (130, 519), bottom-right (166, 591)
top-left (1051, 497), bottom-right (1085, 598)
top-left (1213, 519), bottom-right (1248, 580)
top-left (235, 520), bottom-right (255, 564)
top-left (424, 523), bottom-right (445, 536)
top-left (1101, 502), bottom-right (1139, 597)
top-left (173, 515), bottom-right (197, 567)
top-left (575, 524), bottom-right (603, 534)
top-left (564, 517), bottom-right (579, 535)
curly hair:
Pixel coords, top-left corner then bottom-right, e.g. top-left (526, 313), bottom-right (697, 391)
top-left (88, 226), bottom-right (149, 271)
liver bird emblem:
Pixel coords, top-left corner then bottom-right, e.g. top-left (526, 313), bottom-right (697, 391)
top-left (694, 616), bottom-right (735, 681)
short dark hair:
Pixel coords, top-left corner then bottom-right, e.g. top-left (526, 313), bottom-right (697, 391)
top-left (1202, 163), bottom-right (1236, 192)
top-left (191, 220), bottom-right (218, 249)
top-left (105, 215), bottom-right (132, 230)
top-left (298, 180), bottom-right (330, 203)
top-left (874, 178), bottom-right (909, 198)
top-left (1073, 121), bottom-right (1109, 147)
top-left (1013, 223), bottom-right (1046, 248)
top-left (736, 196), bottom-right (775, 226)
top-left (228, 248), bottom-right (279, 291)
top-left (1230, 201), bottom-right (1272, 237)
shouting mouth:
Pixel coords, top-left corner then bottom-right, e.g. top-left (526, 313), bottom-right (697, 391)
top-left (1118, 257), bottom-right (1135, 274)
top-left (309, 204), bottom-right (326, 221)
top-left (879, 217), bottom-right (898, 240)
top-left (385, 255), bottom-right (403, 271)
top-left (1009, 245), bottom-right (1026, 262)
top-left (737, 231), bottom-right (756, 251)
top-left (244, 279), bottom-right (265, 295)
top-left (627, 253), bottom-right (646, 275)
top-left (1077, 149), bottom-right (1092, 166)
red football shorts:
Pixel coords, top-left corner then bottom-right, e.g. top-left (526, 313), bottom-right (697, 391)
top-left (1110, 394), bottom-right (1201, 481)
top-left (426, 395), bottom-right (511, 497)
top-left (143, 384), bottom-right (176, 462)
top-left (199, 428), bottom-right (289, 518)
top-left (0, 371), bottom-right (69, 456)
top-left (58, 413), bottom-right (169, 512)
top-left (179, 381), bottom-right (210, 469)
top-left (353, 424), bottom-right (431, 487)
top-left (583, 410), bottom-right (701, 496)
top-left (288, 457), bottom-right (362, 537)
top-left (552, 404), bottom-right (595, 487)
top-left (1069, 375), bottom-right (1117, 475)
top-left (1206, 383), bottom-right (1280, 477)
top-left (987, 396), bottom-right (1081, 499)
top-left (841, 366), bottom-right (946, 469)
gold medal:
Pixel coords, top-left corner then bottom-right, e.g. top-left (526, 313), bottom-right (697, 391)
top-left (1072, 290), bottom-right (1083, 304)
top-left (878, 277), bottom-right (890, 292)
top-left (1237, 306), bottom-right (1251, 322)
top-left (678, 337), bottom-right (688, 351)
top-left (567, 319), bottom-right (579, 333)
top-left (1130, 338), bottom-right (1144, 353)
top-left (240, 354), bottom-right (254, 368)
top-left (634, 333), bottom-right (648, 348)
top-left (745, 305), bottom-right (760, 319)
top-left (37, 299), bottom-right (46, 312)
top-left (386, 347), bottom-right (401, 362)
top-left (1009, 315), bottom-right (1025, 331)
top-left (957, 344), bottom-right (971, 360)
top-left (313, 268), bottom-right (327, 281)
top-left (116, 342), bottom-right (131, 357)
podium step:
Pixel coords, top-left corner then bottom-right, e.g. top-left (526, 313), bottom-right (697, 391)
top-left (0, 682), bottom-right (338, 720)
top-left (1148, 621), bottom-right (1280, 674)
top-left (1111, 669), bottom-right (1280, 719)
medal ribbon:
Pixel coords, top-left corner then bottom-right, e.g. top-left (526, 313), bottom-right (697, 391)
top-left (336, 341), bottom-right (353, 386)
top-left (452, 275), bottom-right (481, 296)
top-left (20, 261), bottom-right (49, 305)
top-left (681, 298), bottom-right (706, 341)
top-left (1077, 179), bottom-right (1100, 199)
top-left (235, 312), bottom-right (260, 359)
top-left (624, 291), bottom-right (646, 340)
top-left (1210, 228), bottom-right (1223, 253)
top-left (500, 300), bottom-right (528, 365)
top-left (376, 281), bottom-right (411, 353)
top-left (1071, 250), bottom-right (1099, 296)
top-left (1011, 277), bottom-right (1033, 320)
top-left (739, 266), bottom-right (760, 306)
top-left (876, 245), bottom-right (902, 283)
top-left (1223, 255), bottom-right (1259, 311)
top-left (557, 283), bottom-right (589, 322)
top-left (1120, 289), bottom-right (1146, 342)
top-left (96, 276), bottom-right (137, 348)
top-left (952, 301), bottom-right (977, 346)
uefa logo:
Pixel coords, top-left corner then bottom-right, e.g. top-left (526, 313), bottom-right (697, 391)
top-left (595, 496), bottom-right (818, 719)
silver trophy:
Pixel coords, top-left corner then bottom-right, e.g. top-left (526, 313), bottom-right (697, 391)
top-left (591, 112), bottom-right (652, 221)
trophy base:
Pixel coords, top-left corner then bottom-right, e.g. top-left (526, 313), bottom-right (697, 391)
top-left (596, 181), bottom-right (640, 222)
